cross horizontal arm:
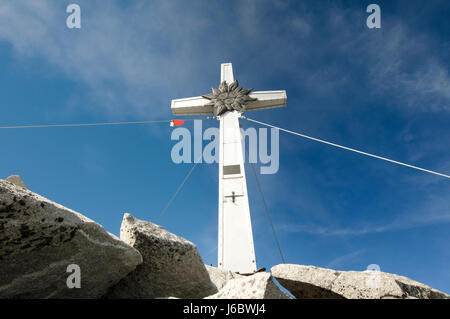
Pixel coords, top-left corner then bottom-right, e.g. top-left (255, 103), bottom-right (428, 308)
top-left (171, 96), bottom-right (213, 116)
top-left (246, 90), bottom-right (287, 112)
top-left (171, 90), bottom-right (286, 116)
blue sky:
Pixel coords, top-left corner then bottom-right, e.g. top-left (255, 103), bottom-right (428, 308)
top-left (0, 0), bottom-right (449, 293)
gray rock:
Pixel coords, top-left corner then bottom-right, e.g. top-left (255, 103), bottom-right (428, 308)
top-left (106, 214), bottom-right (217, 299)
top-left (205, 272), bottom-right (291, 299)
top-left (6, 175), bottom-right (28, 190)
top-left (204, 264), bottom-right (244, 291)
top-left (0, 179), bottom-right (142, 299)
top-left (271, 264), bottom-right (449, 299)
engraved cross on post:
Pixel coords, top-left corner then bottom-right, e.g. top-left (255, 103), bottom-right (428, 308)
top-left (224, 191), bottom-right (243, 204)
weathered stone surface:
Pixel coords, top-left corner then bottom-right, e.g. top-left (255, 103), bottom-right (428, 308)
top-left (204, 264), bottom-right (244, 291)
top-left (106, 214), bottom-right (217, 299)
top-left (6, 175), bottom-right (28, 190)
top-left (0, 179), bottom-right (143, 299)
top-left (205, 272), bottom-right (291, 299)
top-left (271, 264), bottom-right (449, 299)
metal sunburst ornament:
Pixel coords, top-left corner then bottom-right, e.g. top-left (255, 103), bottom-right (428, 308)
top-left (202, 80), bottom-right (257, 116)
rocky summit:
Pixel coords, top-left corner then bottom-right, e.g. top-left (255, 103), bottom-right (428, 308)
top-left (0, 176), bottom-right (448, 299)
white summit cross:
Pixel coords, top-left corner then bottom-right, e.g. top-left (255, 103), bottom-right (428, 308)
top-left (171, 63), bottom-right (287, 274)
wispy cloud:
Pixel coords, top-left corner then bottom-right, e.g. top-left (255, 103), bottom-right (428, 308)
top-left (278, 195), bottom-right (450, 237)
top-left (365, 25), bottom-right (450, 112)
top-left (0, 0), bottom-right (448, 118)
top-left (326, 249), bottom-right (365, 269)
top-left (0, 1), bottom-right (219, 117)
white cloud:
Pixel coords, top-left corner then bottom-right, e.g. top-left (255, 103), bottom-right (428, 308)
top-left (0, 1), bottom-right (219, 117)
top-left (0, 0), bottom-right (448, 118)
top-left (326, 249), bottom-right (365, 269)
top-left (278, 192), bottom-right (450, 237)
top-left (290, 17), bottom-right (311, 37)
top-left (363, 24), bottom-right (450, 112)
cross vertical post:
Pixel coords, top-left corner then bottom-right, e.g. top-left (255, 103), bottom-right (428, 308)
top-left (171, 63), bottom-right (286, 274)
top-left (217, 64), bottom-right (256, 274)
